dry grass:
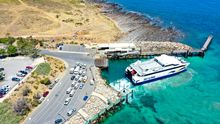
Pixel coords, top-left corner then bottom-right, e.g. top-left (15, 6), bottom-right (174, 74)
top-left (0, 0), bottom-right (121, 44)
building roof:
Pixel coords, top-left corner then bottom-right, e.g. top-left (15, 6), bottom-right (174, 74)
top-left (97, 43), bottom-right (136, 49)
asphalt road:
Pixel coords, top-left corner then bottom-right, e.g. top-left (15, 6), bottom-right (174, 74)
top-left (24, 50), bottom-right (95, 124)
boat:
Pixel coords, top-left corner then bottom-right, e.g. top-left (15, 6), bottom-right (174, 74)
top-left (125, 54), bottom-right (189, 85)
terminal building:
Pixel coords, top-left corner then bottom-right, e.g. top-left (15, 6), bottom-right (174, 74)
top-left (95, 43), bottom-right (140, 58)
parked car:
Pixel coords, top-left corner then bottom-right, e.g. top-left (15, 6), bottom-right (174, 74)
top-left (2, 85), bottom-right (10, 92)
top-left (71, 81), bottom-right (77, 87)
top-left (69, 90), bottom-right (75, 97)
top-left (0, 93), bottom-right (3, 98)
top-left (64, 97), bottom-right (71, 105)
top-left (0, 89), bottom-right (6, 95)
top-left (38, 97), bottom-right (45, 103)
top-left (71, 75), bottom-right (75, 80)
top-left (83, 76), bottom-right (88, 82)
top-left (16, 72), bottom-right (25, 77)
top-left (43, 91), bottom-right (49, 97)
top-left (55, 118), bottom-right (63, 124)
top-left (66, 87), bottom-right (72, 94)
top-left (12, 77), bottom-right (21, 82)
top-left (82, 71), bottom-right (86, 77)
top-left (79, 84), bottom-right (84, 89)
top-left (90, 79), bottom-right (94, 85)
top-left (0, 68), bottom-right (4, 71)
top-left (69, 68), bottom-right (75, 74)
top-left (67, 108), bottom-right (76, 116)
top-left (54, 78), bottom-right (59, 83)
top-left (74, 83), bottom-right (79, 90)
top-left (74, 75), bottom-right (80, 81)
top-left (26, 66), bottom-right (33, 70)
top-left (83, 96), bottom-right (88, 101)
top-left (19, 70), bottom-right (28, 75)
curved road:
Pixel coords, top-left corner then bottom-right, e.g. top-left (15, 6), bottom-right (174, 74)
top-left (24, 50), bottom-right (95, 124)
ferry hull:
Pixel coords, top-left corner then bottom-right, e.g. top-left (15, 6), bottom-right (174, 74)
top-left (126, 69), bottom-right (187, 85)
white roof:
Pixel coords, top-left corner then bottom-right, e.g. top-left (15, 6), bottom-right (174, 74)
top-left (155, 54), bottom-right (182, 66)
top-left (98, 43), bottom-right (136, 49)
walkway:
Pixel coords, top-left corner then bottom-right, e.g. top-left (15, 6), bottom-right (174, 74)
top-left (92, 92), bottom-right (109, 104)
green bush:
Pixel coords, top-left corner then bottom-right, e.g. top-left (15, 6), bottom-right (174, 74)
top-left (34, 63), bottom-right (51, 75)
top-left (0, 49), bottom-right (5, 55)
top-left (7, 45), bottom-right (17, 55)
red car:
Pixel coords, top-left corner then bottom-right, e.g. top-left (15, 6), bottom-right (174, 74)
top-left (43, 91), bottom-right (49, 97)
top-left (26, 66), bottom-right (33, 70)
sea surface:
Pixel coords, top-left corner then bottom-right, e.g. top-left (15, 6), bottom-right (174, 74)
top-left (102, 0), bottom-right (220, 123)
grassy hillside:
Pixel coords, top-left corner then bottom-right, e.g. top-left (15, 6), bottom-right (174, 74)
top-left (0, 0), bottom-right (19, 4)
top-left (0, 0), bottom-right (121, 44)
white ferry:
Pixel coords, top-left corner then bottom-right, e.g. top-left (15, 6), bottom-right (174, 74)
top-left (125, 54), bottom-right (189, 85)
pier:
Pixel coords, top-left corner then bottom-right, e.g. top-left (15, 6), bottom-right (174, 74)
top-left (201, 35), bottom-right (213, 52)
top-left (94, 35), bottom-right (213, 68)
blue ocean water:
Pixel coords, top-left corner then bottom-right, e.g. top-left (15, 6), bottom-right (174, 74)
top-left (102, 0), bottom-right (220, 123)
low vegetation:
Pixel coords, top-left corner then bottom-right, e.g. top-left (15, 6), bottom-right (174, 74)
top-left (0, 56), bottom-right (65, 124)
top-left (0, 37), bottom-right (43, 57)
top-left (34, 63), bottom-right (51, 75)
top-left (0, 101), bottom-right (23, 124)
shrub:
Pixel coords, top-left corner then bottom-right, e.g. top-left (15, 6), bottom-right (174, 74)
top-left (31, 99), bottom-right (39, 107)
top-left (33, 93), bottom-right (41, 100)
top-left (7, 45), bottom-right (17, 55)
top-left (13, 98), bottom-right (30, 115)
top-left (22, 87), bottom-right (31, 96)
top-left (40, 78), bottom-right (51, 85)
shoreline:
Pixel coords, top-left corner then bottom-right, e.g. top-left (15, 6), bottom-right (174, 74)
top-left (89, 0), bottom-right (185, 43)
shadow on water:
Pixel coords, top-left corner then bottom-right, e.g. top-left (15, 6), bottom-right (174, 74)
top-left (139, 94), bottom-right (157, 112)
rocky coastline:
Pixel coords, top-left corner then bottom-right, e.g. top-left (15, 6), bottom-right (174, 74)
top-left (87, 0), bottom-right (185, 43)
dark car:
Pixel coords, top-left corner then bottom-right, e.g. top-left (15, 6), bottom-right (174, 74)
top-left (0, 68), bottom-right (4, 71)
top-left (0, 89), bottom-right (6, 95)
top-left (55, 118), bottom-right (63, 124)
top-left (71, 75), bottom-right (75, 80)
top-left (83, 95), bottom-right (88, 101)
top-left (19, 70), bottom-right (28, 75)
top-left (12, 77), bottom-right (21, 82)
top-left (43, 91), bottom-right (49, 97)
top-left (0, 92), bottom-right (4, 98)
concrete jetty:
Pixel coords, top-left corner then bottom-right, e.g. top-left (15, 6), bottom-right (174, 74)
top-left (201, 35), bottom-right (213, 52)
top-left (94, 36), bottom-right (213, 68)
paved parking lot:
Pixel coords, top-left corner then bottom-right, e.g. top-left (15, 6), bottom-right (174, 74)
top-left (0, 57), bottom-right (34, 91)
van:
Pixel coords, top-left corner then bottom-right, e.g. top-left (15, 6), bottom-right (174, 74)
top-left (66, 87), bottom-right (72, 94)
top-left (69, 90), bottom-right (75, 97)
top-left (69, 68), bottom-right (75, 74)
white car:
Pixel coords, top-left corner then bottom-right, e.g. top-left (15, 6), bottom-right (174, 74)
top-left (90, 79), bottom-right (94, 85)
top-left (74, 83), bottom-right (79, 90)
top-left (69, 90), bottom-right (75, 97)
top-left (67, 108), bottom-right (76, 116)
top-left (71, 81), bottom-right (77, 87)
top-left (66, 87), bottom-right (72, 94)
top-left (69, 68), bottom-right (75, 74)
top-left (64, 97), bottom-right (71, 105)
